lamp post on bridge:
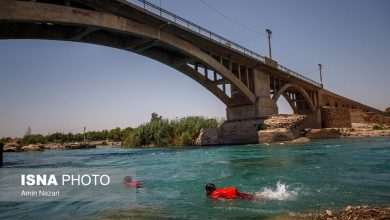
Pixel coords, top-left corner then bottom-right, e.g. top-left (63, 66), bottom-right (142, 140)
top-left (318, 64), bottom-right (323, 88)
top-left (266, 29), bottom-right (272, 59)
top-left (159, 0), bottom-right (162, 16)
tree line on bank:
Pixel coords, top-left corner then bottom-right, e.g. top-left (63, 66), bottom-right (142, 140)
top-left (0, 113), bottom-right (221, 147)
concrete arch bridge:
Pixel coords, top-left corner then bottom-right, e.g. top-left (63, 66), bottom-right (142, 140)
top-left (0, 0), bottom-right (386, 144)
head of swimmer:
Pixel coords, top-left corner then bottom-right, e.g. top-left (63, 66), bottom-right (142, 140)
top-left (205, 183), bottom-right (216, 196)
top-left (124, 176), bottom-right (132, 183)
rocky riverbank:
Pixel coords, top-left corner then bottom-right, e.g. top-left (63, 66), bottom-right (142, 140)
top-left (259, 114), bottom-right (390, 144)
top-left (2, 141), bottom-right (105, 152)
top-left (305, 123), bottom-right (390, 140)
top-left (317, 205), bottom-right (390, 220)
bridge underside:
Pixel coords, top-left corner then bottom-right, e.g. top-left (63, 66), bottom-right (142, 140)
top-left (0, 0), bottom-right (261, 108)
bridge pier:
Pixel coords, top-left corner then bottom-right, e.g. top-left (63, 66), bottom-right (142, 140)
top-left (227, 68), bottom-right (278, 121)
top-left (215, 68), bottom-right (278, 145)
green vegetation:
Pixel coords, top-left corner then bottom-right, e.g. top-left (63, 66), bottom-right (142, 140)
top-left (122, 113), bottom-right (220, 147)
top-left (4, 128), bottom-right (129, 146)
top-left (257, 123), bottom-right (267, 131)
top-left (22, 134), bottom-right (47, 146)
top-left (373, 124), bottom-right (384, 130)
top-left (0, 137), bottom-right (11, 145)
top-left (2, 113), bottom-right (220, 148)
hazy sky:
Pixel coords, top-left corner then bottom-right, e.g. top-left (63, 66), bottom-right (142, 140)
top-left (1, 0), bottom-right (389, 137)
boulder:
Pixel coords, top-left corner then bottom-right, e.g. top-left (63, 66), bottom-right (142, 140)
top-left (263, 114), bottom-right (306, 129)
top-left (259, 114), bottom-right (306, 144)
top-left (196, 128), bottom-right (220, 146)
top-left (43, 144), bottom-right (64, 150)
top-left (21, 144), bottom-right (44, 151)
top-left (305, 128), bottom-right (341, 139)
top-left (291, 137), bottom-right (310, 144)
top-left (4, 142), bottom-right (20, 152)
top-left (259, 128), bottom-right (300, 144)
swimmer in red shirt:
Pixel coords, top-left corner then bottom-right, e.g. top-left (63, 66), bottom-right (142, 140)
top-left (124, 176), bottom-right (142, 188)
top-left (205, 183), bottom-right (254, 200)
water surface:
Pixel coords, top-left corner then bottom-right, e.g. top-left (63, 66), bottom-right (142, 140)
top-left (1, 137), bottom-right (389, 219)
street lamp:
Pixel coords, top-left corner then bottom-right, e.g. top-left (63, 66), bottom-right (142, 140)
top-left (266, 29), bottom-right (272, 59)
top-left (318, 64), bottom-right (323, 88)
top-left (159, 0), bottom-right (162, 16)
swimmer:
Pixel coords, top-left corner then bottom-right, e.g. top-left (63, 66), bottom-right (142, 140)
top-left (124, 176), bottom-right (142, 188)
top-left (205, 183), bottom-right (255, 200)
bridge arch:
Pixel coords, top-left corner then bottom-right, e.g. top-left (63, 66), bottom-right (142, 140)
top-left (0, 0), bottom-right (255, 107)
top-left (273, 83), bottom-right (316, 114)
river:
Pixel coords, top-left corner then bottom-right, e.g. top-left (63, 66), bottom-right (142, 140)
top-left (1, 137), bottom-right (389, 219)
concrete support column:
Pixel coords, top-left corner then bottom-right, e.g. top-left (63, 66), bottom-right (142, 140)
top-left (253, 68), bottom-right (278, 117)
top-left (226, 68), bottom-right (277, 121)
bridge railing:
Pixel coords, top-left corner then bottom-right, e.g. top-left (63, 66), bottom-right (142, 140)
top-left (128, 0), bottom-right (321, 88)
top-left (277, 65), bottom-right (321, 86)
top-left (128, 0), bottom-right (266, 62)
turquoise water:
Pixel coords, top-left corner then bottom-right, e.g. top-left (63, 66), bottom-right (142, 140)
top-left (1, 137), bottom-right (389, 219)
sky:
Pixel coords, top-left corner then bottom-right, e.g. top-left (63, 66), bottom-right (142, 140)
top-left (1, 0), bottom-right (389, 137)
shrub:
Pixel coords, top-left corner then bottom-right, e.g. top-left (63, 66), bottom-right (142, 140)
top-left (179, 131), bottom-right (193, 146)
top-left (373, 124), bottom-right (383, 130)
top-left (121, 114), bottom-right (220, 147)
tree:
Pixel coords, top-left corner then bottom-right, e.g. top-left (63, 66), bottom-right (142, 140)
top-left (22, 134), bottom-right (47, 146)
top-left (108, 127), bottom-right (122, 142)
top-left (151, 112), bottom-right (162, 122)
top-left (46, 132), bottom-right (68, 143)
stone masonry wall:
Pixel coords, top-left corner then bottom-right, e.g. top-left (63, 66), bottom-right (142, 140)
top-left (364, 112), bottom-right (390, 125)
top-left (321, 107), bottom-right (352, 128)
top-left (349, 109), bottom-right (365, 123)
top-left (219, 119), bottom-right (263, 145)
top-left (196, 119), bottom-right (263, 146)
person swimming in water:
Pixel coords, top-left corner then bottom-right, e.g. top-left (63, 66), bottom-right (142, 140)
top-left (205, 183), bottom-right (255, 200)
top-left (124, 176), bottom-right (142, 188)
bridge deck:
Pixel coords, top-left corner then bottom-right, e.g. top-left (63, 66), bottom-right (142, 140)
top-left (84, 0), bottom-right (322, 89)
top-left (0, 0), bottom-right (385, 115)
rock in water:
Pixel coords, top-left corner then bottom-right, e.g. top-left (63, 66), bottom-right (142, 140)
top-left (259, 114), bottom-right (306, 144)
top-left (305, 128), bottom-right (341, 139)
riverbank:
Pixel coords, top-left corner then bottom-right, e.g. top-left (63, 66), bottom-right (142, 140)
top-left (305, 123), bottom-right (390, 140)
top-left (266, 126), bottom-right (390, 145)
top-left (2, 141), bottom-right (121, 152)
top-left (317, 205), bottom-right (390, 220)
top-left (259, 114), bottom-right (390, 144)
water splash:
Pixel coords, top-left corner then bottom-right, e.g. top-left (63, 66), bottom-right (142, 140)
top-left (254, 181), bottom-right (298, 200)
